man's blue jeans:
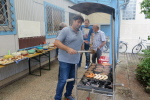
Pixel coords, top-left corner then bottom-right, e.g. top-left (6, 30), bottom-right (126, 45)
top-left (78, 43), bottom-right (90, 67)
top-left (54, 61), bottom-right (75, 100)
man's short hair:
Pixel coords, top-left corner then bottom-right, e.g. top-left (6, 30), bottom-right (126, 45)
top-left (96, 25), bottom-right (99, 29)
top-left (84, 19), bottom-right (90, 23)
top-left (93, 24), bottom-right (99, 29)
top-left (59, 22), bottom-right (67, 30)
top-left (73, 15), bottom-right (84, 23)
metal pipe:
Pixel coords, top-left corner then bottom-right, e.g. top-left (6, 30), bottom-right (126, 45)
top-left (111, 13), bottom-right (116, 100)
top-left (75, 64), bottom-right (78, 100)
top-left (117, 0), bottom-right (130, 61)
top-left (77, 87), bottom-right (113, 94)
top-left (119, 0), bottom-right (130, 7)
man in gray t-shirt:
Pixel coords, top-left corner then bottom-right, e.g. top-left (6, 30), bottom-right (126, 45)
top-left (56, 22), bottom-right (67, 56)
top-left (54, 15), bottom-right (84, 100)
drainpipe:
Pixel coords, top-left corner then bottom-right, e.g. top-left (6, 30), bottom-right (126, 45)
top-left (117, 0), bottom-right (130, 59)
top-left (120, 0), bottom-right (130, 7)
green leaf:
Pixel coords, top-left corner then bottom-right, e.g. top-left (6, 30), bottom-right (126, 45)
top-left (140, 0), bottom-right (150, 18)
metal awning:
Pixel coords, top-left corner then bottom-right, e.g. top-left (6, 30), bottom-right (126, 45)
top-left (69, 3), bottom-right (117, 100)
top-left (69, 2), bottom-right (115, 18)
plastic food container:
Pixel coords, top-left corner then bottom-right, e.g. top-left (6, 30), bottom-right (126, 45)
top-left (43, 46), bottom-right (48, 50)
top-left (27, 49), bottom-right (36, 54)
top-left (37, 46), bottom-right (43, 50)
top-left (4, 55), bottom-right (13, 59)
top-left (19, 51), bottom-right (28, 56)
top-left (19, 51), bottom-right (28, 55)
top-left (12, 52), bottom-right (21, 56)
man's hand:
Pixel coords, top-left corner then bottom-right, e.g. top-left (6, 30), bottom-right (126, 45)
top-left (98, 41), bottom-right (106, 50)
top-left (80, 52), bottom-right (83, 55)
top-left (97, 47), bottom-right (101, 50)
top-left (67, 48), bottom-right (77, 54)
top-left (83, 34), bottom-right (88, 38)
top-left (84, 40), bottom-right (89, 44)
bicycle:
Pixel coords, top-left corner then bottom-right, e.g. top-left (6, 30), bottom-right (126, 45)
top-left (103, 40), bottom-right (128, 53)
top-left (132, 37), bottom-right (147, 54)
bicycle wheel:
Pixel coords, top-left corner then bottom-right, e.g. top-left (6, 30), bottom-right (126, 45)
top-left (119, 43), bottom-right (127, 53)
top-left (132, 44), bottom-right (142, 54)
top-left (103, 44), bottom-right (108, 52)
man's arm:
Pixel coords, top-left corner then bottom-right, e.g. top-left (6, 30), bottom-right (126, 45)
top-left (98, 41), bottom-right (106, 49)
top-left (54, 40), bottom-right (77, 54)
top-left (84, 27), bottom-right (93, 44)
top-left (98, 31), bottom-right (106, 49)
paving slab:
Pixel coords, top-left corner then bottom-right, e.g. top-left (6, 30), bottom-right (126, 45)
top-left (0, 53), bottom-right (150, 100)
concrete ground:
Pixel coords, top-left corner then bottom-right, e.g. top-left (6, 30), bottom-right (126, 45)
top-left (116, 53), bottom-right (150, 100)
top-left (0, 53), bottom-right (150, 100)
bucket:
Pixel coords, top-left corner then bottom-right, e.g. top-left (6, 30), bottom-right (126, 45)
top-left (98, 56), bottom-right (109, 64)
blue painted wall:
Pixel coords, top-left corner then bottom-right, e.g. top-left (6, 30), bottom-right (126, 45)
top-left (72, 0), bottom-right (111, 6)
top-left (110, 0), bottom-right (120, 63)
top-left (101, 25), bottom-right (111, 37)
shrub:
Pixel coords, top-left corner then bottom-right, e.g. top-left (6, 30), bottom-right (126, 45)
top-left (136, 50), bottom-right (150, 87)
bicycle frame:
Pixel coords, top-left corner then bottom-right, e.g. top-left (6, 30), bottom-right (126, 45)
top-left (132, 37), bottom-right (147, 54)
top-left (120, 41), bottom-right (128, 45)
top-left (141, 43), bottom-right (147, 50)
top-left (137, 39), bottom-right (147, 50)
top-left (104, 40), bottom-right (128, 52)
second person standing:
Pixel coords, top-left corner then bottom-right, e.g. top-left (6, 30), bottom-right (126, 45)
top-left (78, 19), bottom-right (93, 69)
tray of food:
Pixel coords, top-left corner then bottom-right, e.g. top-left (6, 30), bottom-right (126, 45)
top-left (0, 58), bottom-right (14, 65)
top-left (0, 55), bottom-right (28, 65)
top-left (77, 63), bottom-right (113, 94)
top-left (12, 55), bottom-right (27, 61)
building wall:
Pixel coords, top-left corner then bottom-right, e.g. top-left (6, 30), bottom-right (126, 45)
top-left (86, 13), bottom-right (110, 25)
top-left (0, 0), bottom-right (81, 56)
top-left (120, 0), bottom-right (150, 53)
top-left (0, 0), bottom-right (81, 86)
top-left (0, 35), bottom-right (19, 56)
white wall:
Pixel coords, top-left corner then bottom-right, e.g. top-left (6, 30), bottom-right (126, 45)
top-left (120, 0), bottom-right (150, 53)
top-left (0, 35), bottom-right (19, 56)
top-left (0, 0), bottom-right (81, 83)
top-left (0, 0), bottom-right (81, 56)
top-left (86, 12), bottom-right (110, 25)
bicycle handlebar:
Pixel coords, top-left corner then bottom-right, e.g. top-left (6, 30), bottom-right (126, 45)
top-left (142, 39), bottom-right (147, 42)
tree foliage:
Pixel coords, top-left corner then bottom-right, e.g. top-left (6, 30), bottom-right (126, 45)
top-left (141, 0), bottom-right (150, 18)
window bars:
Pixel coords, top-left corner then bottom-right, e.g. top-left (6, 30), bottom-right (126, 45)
top-left (69, 12), bottom-right (77, 26)
top-left (46, 5), bottom-right (64, 36)
top-left (122, 0), bottom-right (136, 20)
top-left (0, 0), bottom-right (14, 31)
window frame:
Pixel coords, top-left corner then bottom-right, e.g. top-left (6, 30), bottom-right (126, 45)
top-left (44, 2), bottom-right (65, 39)
top-left (0, 0), bottom-right (8, 26)
top-left (0, 0), bottom-right (16, 35)
top-left (122, 0), bottom-right (136, 20)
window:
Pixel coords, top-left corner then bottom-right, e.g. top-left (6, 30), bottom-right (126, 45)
top-left (0, 0), bottom-right (14, 31)
top-left (122, 0), bottom-right (136, 20)
top-left (69, 12), bottom-right (77, 26)
top-left (45, 3), bottom-right (65, 37)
